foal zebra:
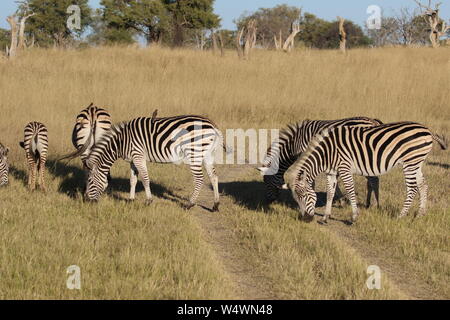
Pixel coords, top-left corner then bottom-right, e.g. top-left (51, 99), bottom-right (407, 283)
top-left (84, 115), bottom-right (225, 211)
top-left (284, 122), bottom-right (447, 223)
top-left (59, 103), bottom-right (112, 168)
top-left (258, 117), bottom-right (382, 211)
top-left (19, 122), bottom-right (49, 192)
top-left (0, 143), bottom-right (9, 186)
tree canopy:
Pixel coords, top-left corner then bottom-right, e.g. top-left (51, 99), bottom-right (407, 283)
top-left (19, 0), bottom-right (92, 47)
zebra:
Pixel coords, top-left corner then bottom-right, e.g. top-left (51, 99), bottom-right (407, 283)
top-left (19, 121), bottom-right (49, 192)
top-left (0, 143), bottom-right (9, 186)
top-left (84, 115), bottom-right (226, 211)
top-left (59, 103), bottom-right (112, 169)
top-left (283, 122), bottom-right (447, 223)
top-left (258, 117), bottom-right (383, 212)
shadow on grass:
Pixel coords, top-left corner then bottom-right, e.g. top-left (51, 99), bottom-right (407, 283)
top-left (46, 159), bottom-right (186, 206)
top-left (428, 162), bottom-right (449, 170)
top-left (9, 165), bottom-right (27, 187)
top-left (219, 179), bottom-right (329, 212)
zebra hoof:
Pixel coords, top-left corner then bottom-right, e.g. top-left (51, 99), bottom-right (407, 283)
top-left (144, 199), bottom-right (153, 206)
top-left (212, 203), bottom-right (220, 212)
top-left (184, 203), bottom-right (195, 210)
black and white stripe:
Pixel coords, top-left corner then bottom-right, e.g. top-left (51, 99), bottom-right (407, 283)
top-left (60, 103), bottom-right (112, 168)
top-left (19, 121), bottom-right (49, 192)
top-left (284, 122), bottom-right (447, 223)
top-left (84, 115), bottom-right (225, 211)
top-left (0, 143), bottom-right (9, 186)
top-left (259, 117), bottom-right (382, 210)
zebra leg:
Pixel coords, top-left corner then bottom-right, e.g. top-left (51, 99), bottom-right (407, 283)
top-left (187, 163), bottom-right (204, 209)
top-left (38, 157), bottom-right (47, 193)
top-left (365, 176), bottom-right (379, 208)
top-left (398, 164), bottom-right (419, 218)
top-left (204, 162), bottom-right (219, 212)
top-left (29, 155), bottom-right (38, 191)
top-left (26, 158), bottom-right (33, 188)
top-left (129, 162), bottom-right (139, 201)
top-left (323, 174), bottom-right (338, 223)
top-left (133, 157), bottom-right (153, 205)
top-left (338, 169), bottom-right (360, 223)
top-left (416, 167), bottom-right (428, 218)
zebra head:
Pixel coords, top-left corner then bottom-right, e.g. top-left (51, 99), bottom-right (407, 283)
top-left (0, 144), bottom-right (9, 186)
top-left (84, 165), bottom-right (108, 202)
top-left (288, 171), bottom-right (316, 220)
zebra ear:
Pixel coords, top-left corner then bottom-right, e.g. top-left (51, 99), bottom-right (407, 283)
top-left (4, 147), bottom-right (9, 155)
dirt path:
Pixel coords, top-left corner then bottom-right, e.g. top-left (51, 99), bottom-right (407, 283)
top-left (191, 165), bottom-right (276, 300)
top-left (190, 165), bottom-right (437, 300)
top-left (323, 218), bottom-right (438, 300)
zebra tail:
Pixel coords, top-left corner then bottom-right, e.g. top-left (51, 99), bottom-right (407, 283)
top-left (432, 133), bottom-right (448, 150)
top-left (57, 127), bottom-right (94, 162)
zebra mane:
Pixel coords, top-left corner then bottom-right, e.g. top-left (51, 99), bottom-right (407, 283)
top-left (262, 120), bottom-right (309, 167)
top-left (262, 119), bottom-right (310, 167)
top-left (285, 126), bottom-right (331, 186)
top-left (279, 119), bottom-right (310, 140)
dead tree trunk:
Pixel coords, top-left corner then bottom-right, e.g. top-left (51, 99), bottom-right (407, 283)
top-left (282, 21), bottom-right (301, 52)
top-left (414, 0), bottom-right (450, 48)
top-left (211, 29), bottom-right (218, 55)
top-left (274, 30), bottom-right (282, 50)
top-left (6, 16), bottom-right (19, 58)
top-left (18, 13), bottom-right (35, 50)
top-left (236, 19), bottom-right (257, 60)
top-left (218, 31), bottom-right (225, 57)
top-left (338, 17), bottom-right (347, 53)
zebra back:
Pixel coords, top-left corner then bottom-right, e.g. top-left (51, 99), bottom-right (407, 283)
top-left (59, 103), bottom-right (112, 163)
top-left (20, 121), bottom-right (48, 159)
top-left (260, 117), bottom-right (382, 201)
top-left (286, 121), bottom-right (438, 186)
top-left (87, 115), bottom-right (223, 170)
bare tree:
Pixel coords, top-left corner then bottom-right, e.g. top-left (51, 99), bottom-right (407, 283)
top-left (282, 19), bottom-right (301, 52)
top-left (338, 16), bottom-right (347, 53)
top-left (18, 12), bottom-right (35, 49)
top-left (217, 30), bottom-right (225, 57)
top-left (414, 0), bottom-right (450, 48)
top-left (236, 19), bottom-right (257, 60)
top-left (6, 16), bottom-right (19, 58)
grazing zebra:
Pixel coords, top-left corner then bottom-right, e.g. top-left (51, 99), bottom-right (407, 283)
top-left (0, 143), bottom-right (9, 186)
top-left (84, 115), bottom-right (225, 211)
top-left (59, 103), bottom-right (112, 168)
top-left (19, 122), bottom-right (49, 192)
top-left (283, 122), bottom-right (447, 223)
top-left (258, 117), bottom-right (383, 213)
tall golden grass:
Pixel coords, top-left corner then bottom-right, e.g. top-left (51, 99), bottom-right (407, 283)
top-left (0, 46), bottom-right (448, 299)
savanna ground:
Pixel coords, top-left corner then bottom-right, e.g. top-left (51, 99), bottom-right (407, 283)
top-left (0, 46), bottom-right (448, 299)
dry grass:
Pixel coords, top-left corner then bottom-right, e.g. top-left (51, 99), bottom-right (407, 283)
top-left (0, 46), bottom-right (448, 299)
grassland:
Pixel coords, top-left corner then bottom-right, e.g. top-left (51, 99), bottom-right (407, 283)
top-left (0, 46), bottom-right (448, 299)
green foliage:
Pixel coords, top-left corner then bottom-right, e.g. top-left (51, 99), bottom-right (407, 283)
top-left (19, 0), bottom-right (92, 47)
top-left (0, 28), bottom-right (10, 52)
top-left (235, 4), bottom-right (301, 48)
top-left (163, 0), bottom-right (220, 46)
top-left (298, 13), bottom-right (371, 49)
top-left (97, 0), bottom-right (219, 46)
